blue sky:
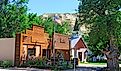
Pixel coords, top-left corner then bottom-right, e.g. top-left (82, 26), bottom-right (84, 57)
top-left (27, 0), bottom-right (79, 15)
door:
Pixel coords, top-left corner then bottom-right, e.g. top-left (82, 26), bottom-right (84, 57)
top-left (78, 52), bottom-right (82, 61)
top-left (63, 50), bottom-right (70, 61)
top-left (47, 49), bottom-right (51, 59)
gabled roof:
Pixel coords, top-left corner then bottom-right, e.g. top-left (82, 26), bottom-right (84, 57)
top-left (75, 38), bottom-right (87, 49)
top-left (71, 35), bottom-right (81, 49)
top-left (71, 35), bottom-right (87, 50)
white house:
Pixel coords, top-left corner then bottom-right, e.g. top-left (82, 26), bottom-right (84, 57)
top-left (71, 34), bottom-right (88, 62)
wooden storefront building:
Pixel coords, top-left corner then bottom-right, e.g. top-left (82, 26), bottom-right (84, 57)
top-left (15, 25), bottom-right (50, 65)
top-left (14, 25), bottom-right (70, 65)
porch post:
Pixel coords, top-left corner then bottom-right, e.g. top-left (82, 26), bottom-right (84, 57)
top-left (82, 52), bottom-right (84, 62)
top-left (46, 49), bottom-right (48, 58)
top-left (41, 48), bottom-right (43, 57)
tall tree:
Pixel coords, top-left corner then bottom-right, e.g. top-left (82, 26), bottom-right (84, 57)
top-left (41, 17), bottom-right (71, 37)
top-left (78, 0), bottom-right (121, 70)
top-left (0, 0), bottom-right (28, 38)
top-left (0, 0), bottom-right (71, 38)
top-left (0, 0), bottom-right (44, 38)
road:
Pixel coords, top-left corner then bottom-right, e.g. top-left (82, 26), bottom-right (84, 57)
top-left (0, 64), bottom-right (121, 71)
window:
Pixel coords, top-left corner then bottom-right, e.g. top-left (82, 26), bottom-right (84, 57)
top-left (22, 36), bottom-right (27, 42)
top-left (28, 48), bottom-right (36, 56)
top-left (42, 49), bottom-right (46, 56)
top-left (60, 38), bottom-right (65, 43)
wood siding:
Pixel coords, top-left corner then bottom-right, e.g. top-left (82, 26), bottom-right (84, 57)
top-left (15, 25), bottom-right (49, 65)
top-left (54, 33), bottom-right (69, 50)
top-left (15, 34), bottom-right (21, 66)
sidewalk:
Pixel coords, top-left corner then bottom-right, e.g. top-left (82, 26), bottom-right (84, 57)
top-left (0, 67), bottom-right (96, 71)
top-left (78, 63), bottom-right (121, 67)
top-left (0, 64), bottom-right (121, 71)
top-left (0, 68), bottom-right (51, 71)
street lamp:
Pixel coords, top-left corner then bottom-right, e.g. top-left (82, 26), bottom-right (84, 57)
top-left (52, 23), bottom-right (56, 66)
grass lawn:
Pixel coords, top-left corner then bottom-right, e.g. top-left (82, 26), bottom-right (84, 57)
top-left (80, 60), bottom-right (121, 65)
top-left (80, 62), bottom-right (106, 65)
top-left (87, 62), bottom-right (106, 65)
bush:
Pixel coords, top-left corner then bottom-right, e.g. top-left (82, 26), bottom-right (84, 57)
top-left (26, 60), bottom-right (34, 66)
top-left (56, 60), bottom-right (73, 70)
top-left (61, 61), bottom-right (67, 69)
top-left (22, 58), bottom-right (47, 68)
top-left (0, 61), bottom-right (2, 67)
top-left (35, 59), bottom-right (43, 67)
top-left (21, 58), bottom-right (73, 70)
top-left (88, 59), bottom-right (107, 63)
top-left (67, 62), bottom-right (73, 69)
top-left (1, 60), bottom-right (12, 68)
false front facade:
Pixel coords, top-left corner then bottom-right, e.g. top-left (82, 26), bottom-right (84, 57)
top-left (15, 25), bottom-right (50, 65)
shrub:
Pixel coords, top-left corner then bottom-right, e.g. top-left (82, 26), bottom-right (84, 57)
top-left (56, 60), bottom-right (71, 70)
top-left (1, 60), bottom-right (12, 68)
top-left (26, 60), bottom-right (35, 66)
top-left (35, 59), bottom-right (43, 67)
top-left (42, 57), bottom-right (47, 66)
top-left (67, 61), bottom-right (73, 69)
top-left (0, 61), bottom-right (2, 67)
top-left (23, 58), bottom-right (47, 68)
top-left (61, 61), bottom-right (67, 69)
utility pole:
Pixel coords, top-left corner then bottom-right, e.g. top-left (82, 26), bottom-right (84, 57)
top-left (52, 20), bottom-right (56, 66)
top-left (53, 14), bottom-right (61, 66)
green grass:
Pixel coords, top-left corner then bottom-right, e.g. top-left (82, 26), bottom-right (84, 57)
top-left (119, 61), bottom-right (121, 64)
top-left (80, 62), bottom-right (106, 65)
top-left (87, 63), bottom-right (106, 65)
top-left (80, 61), bottom-right (121, 65)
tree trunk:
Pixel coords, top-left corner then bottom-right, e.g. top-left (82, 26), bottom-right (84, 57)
top-left (105, 44), bottom-right (120, 71)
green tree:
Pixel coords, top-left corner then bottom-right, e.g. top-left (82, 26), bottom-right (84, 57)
top-left (41, 17), bottom-right (54, 37)
top-left (0, 0), bottom-right (44, 38)
top-left (20, 13), bottom-right (44, 32)
top-left (40, 17), bottom-right (71, 37)
top-left (56, 21), bottom-right (71, 35)
top-left (78, 0), bottom-right (121, 70)
top-left (0, 0), bottom-right (71, 38)
top-left (0, 0), bottom-right (28, 38)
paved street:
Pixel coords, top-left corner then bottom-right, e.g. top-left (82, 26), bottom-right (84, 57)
top-left (0, 67), bottom-right (98, 71)
top-left (0, 64), bottom-right (121, 71)
top-left (0, 68), bottom-right (97, 71)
